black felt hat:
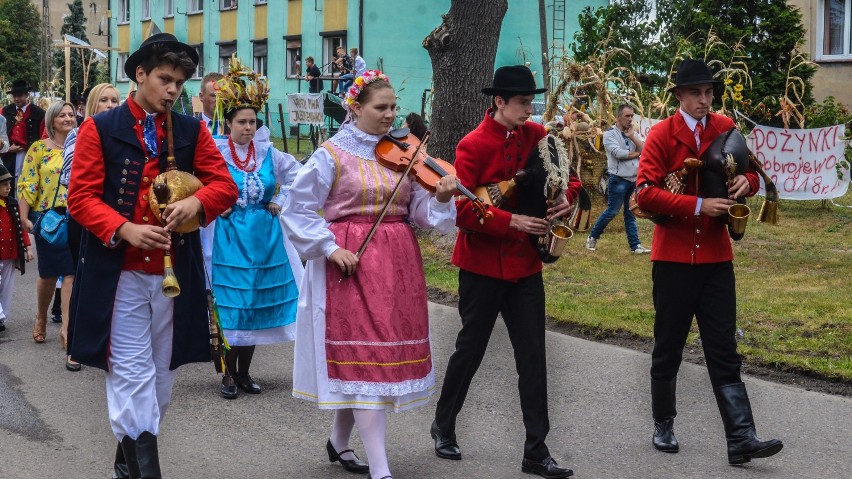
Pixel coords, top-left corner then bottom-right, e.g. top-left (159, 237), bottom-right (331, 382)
top-left (124, 33), bottom-right (199, 81)
top-left (667, 59), bottom-right (721, 92)
top-left (482, 65), bottom-right (547, 96)
top-left (0, 164), bottom-right (14, 183)
top-left (6, 80), bottom-right (32, 95)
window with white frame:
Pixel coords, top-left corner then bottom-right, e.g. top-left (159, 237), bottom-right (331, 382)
top-left (253, 41), bottom-right (268, 77)
top-left (818, 0), bottom-right (852, 60)
top-left (285, 38), bottom-right (301, 78)
top-left (192, 45), bottom-right (204, 79)
top-left (142, 0), bottom-right (151, 20)
top-left (220, 0), bottom-right (237, 10)
top-left (188, 0), bottom-right (204, 14)
top-left (323, 35), bottom-right (346, 74)
top-left (117, 53), bottom-right (129, 81)
top-left (219, 43), bottom-right (237, 73)
top-left (165, 0), bottom-right (175, 17)
top-left (118, 0), bottom-right (130, 23)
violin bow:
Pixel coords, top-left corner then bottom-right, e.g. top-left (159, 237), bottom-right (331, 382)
top-left (349, 132), bottom-right (431, 268)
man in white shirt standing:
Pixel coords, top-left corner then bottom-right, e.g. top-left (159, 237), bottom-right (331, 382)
top-left (586, 103), bottom-right (651, 254)
top-left (351, 47), bottom-right (366, 77)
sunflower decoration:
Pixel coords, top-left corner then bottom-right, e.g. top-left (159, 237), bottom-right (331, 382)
top-left (214, 55), bottom-right (270, 122)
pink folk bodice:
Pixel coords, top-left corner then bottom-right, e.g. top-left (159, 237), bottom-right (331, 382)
top-left (321, 141), bottom-right (412, 221)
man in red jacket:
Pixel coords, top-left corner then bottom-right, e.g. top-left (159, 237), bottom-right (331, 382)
top-left (635, 59), bottom-right (782, 465)
top-left (431, 65), bottom-right (579, 479)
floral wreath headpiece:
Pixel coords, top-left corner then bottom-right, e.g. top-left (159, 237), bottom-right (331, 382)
top-left (344, 70), bottom-right (391, 109)
top-left (215, 55), bottom-right (270, 116)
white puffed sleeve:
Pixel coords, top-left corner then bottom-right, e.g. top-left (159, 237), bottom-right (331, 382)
top-left (270, 147), bottom-right (303, 207)
top-left (407, 182), bottom-right (457, 234)
top-left (281, 148), bottom-right (340, 260)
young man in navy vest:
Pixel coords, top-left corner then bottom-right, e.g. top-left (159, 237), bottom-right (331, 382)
top-left (68, 33), bottom-right (237, 478)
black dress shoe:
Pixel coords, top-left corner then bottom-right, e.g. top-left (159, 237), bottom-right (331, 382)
top-left (430, 420), bottom-right (461, 460)
top-left (220, 375), bottom-right (239, 399)
top-left (326, 439), bottom-right (369, 474)
top-left (521, 456), bottom-right (574, 479)
top-left (236, 374), bottom-right (262, 394)
top-left (653, 418), bottom-right (679, 453)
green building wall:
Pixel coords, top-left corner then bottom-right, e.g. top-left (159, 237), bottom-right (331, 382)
top-left (110, 0), bottom-right (606, 135)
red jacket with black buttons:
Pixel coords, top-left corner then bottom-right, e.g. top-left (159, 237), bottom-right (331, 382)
top-left (452, 110), bottom-right (580, 280)
top-left (636, 111), bottom-right (759, 264)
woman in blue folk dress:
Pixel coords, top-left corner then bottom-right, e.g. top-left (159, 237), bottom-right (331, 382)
top-left (211, 59), bottom-right (303, 399)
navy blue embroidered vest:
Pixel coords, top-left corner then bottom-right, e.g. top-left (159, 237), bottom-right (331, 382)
top-left (69, 103), bottom-right (210, 371)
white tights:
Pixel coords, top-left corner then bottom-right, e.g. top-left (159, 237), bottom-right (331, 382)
top-left (330, 408), bottom-right (390, 479)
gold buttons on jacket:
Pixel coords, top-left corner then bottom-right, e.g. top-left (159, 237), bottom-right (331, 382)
top-left (142, 216), bottom-right (149, 222)
top-left (124, 159), bottom-right (130, 165)
top-left (117, 199), bottom-right (124, 205)
top-left (121, 178), bottom-right (127, 184)
top-left (143, 177), bottom-right (150, 183)
top-left (144, 256), bottom-right (151, 262)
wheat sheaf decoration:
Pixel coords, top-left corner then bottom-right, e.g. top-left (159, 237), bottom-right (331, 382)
top-left (215, 55), bottom-right (270, 115)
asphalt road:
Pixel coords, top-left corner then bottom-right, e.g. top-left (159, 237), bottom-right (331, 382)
top-left (1, 265), bottom-right (850, 478)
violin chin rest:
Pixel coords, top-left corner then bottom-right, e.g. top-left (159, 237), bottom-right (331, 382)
top-left (388, 127), bottom-right (410, 139)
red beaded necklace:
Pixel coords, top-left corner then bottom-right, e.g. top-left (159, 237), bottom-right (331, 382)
top-left (229, 138), bottom-right (257, 172)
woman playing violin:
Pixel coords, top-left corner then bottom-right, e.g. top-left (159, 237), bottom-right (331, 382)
top-left (282, 70), bottom-right (457, 479)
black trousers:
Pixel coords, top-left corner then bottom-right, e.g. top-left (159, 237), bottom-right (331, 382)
top-left (650, 261), bottom-right (742, 389)
top-left (435, 269), bottom-right (550, 461)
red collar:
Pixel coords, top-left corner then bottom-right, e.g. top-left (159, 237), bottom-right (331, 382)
top-left (481, 108), bottom-right (518, 139)
top-left (126, 93), bottom-right (166, 124)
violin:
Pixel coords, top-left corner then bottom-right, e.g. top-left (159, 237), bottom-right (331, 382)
top-left (375, 129), bottom-right (493, 223)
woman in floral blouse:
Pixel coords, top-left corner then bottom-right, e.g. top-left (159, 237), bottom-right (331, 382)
top-left (17, 100), bottom-right (78, 370)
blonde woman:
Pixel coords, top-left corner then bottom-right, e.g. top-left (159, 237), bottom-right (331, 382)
top-left (17, 101), bottom-right (77, 369)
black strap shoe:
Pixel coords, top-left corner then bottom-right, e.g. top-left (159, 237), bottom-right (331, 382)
top-left (430, 420), bottom-right (461, 460)
top-left (220, 375), bottom-right (239, 399)
top-left (325, 439), bottom-right (369, 474)
top-left (521, 456), bottom-right (574, 479)
top-left (236, 374), bottom-right (262, 394)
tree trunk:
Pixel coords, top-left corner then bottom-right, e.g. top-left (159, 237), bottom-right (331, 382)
top-left (538, 0), bottom-right (550, 90)
top-left (423, 0), bottom-right (508, 163)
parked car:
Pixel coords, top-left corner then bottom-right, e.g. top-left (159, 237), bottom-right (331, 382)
top-left (530, 100), bottom-right (566, 125)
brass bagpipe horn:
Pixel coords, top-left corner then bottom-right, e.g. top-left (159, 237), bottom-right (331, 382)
top-left (150, 101), bottom-right (204, 297)
top-left (695, 128), bottom-right (779, 241)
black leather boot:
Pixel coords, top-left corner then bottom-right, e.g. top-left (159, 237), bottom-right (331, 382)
top-left (119, 436), bottom-right (141, 479)
top-left (113, 441), bottom-right (130, 479)
top-left (135, 432), bottom-right (162, 478)
top-left (651, 378), bottom-right (679, 453)
top-left (714, 382), bottom-right (783, 465)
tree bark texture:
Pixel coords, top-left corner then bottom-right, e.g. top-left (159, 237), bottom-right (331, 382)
top-left (423, 0), bottom-right (508, 163)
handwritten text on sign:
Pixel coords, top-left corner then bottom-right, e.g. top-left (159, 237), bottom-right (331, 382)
top-left (287, 93), bottom-right (324, 126)
top-left (748, 125), bottom-right (850, 200)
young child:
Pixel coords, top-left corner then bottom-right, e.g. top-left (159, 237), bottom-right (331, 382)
top-left (0, 163), bottom-right (32, 332)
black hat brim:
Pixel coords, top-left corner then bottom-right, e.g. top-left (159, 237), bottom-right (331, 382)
top-left (667, 79), bottom-right (722, 93)
top-left (0, 174), bottom-right (15, 182)
top-left (124, 40), bottom-right (199, 81)
top-left (482, 86), bottom-right (548, 96)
